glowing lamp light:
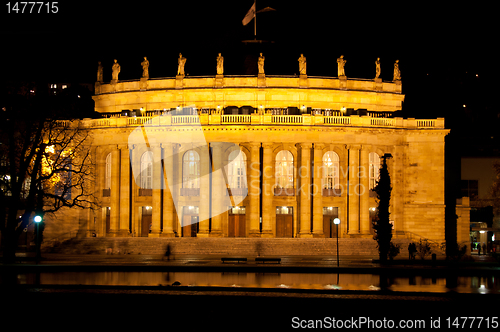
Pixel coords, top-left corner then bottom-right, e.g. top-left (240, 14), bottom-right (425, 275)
top-left (34, 216), bottom-right (42, 223)
top-left (333, 218), bottom-right (340, 225)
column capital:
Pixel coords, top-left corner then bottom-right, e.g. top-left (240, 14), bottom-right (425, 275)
top-left (314, 143), bottom-right (326, 150)
top-left (360, 144), bottom-right (372, 151)
top-left (245, 142), bottom-right (262, 149)
top-left (296, 142), bottom-right (313, 149)
top-left (262, 142), bottom-right (274, 150)
top-left (346, 144), bottom-right (361, 151)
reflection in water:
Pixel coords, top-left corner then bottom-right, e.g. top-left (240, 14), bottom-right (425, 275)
top-left (3, 271), bottom-right (498, 294)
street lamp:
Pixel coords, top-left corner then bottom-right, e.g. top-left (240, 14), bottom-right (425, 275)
top-left (34, 215), bottom-right (42, 264)
top-left (333, 218), bottom-right (340, 267)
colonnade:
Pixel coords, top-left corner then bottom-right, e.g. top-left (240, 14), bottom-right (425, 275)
top-left (97, 142), bottom-right (390, 238)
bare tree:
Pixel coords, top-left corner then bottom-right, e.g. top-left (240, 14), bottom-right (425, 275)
top-left (1, 106), bottom-right (97, 263)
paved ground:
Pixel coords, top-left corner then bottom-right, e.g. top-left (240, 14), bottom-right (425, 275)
top-left (1, 252), bottom-right (498, 330)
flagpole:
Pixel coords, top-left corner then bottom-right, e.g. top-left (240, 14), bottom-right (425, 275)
top-left (254, 0), bottom-right (256, 38)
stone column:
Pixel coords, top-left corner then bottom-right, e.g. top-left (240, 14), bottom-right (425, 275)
top-left (261, 143), bottom-right (274, 237)
top-left (118, 145), bottom-right (130, 236)
top-left (129, 145), bottom-right (140, 236)
top-left (347, 145), bottom-right (360, 235)
top-left (359, 146), bottom-right (371, 235)
top-left (210, 142), bottom-right (224, 237)
top-left (198, 146), bottom-right (211, 237)
top-left (312, 143), bottom-right (324, 237)
top-left (161, 142), bottom-right (176, 237)
top-left (150, 144), bottom-right (162, 237)
top-left (298, 143), bottom-right (312, 237)
top-left (248, 143), bottom-right (261, 237)
top-left (109, 147), bottom-right (120, 236)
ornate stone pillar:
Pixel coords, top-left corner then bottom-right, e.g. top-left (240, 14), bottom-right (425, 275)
top-left (198, 146), bottom-right (211, 237)
top-left (118, 144), bottom-right (130, 236)
top-left (150, 145), bottom-right (162, 237)
top-left (347, 145), bottom-right (360, 235)
top-left (261, 143), bottom-right (274, 237)
top-left (210, 142), bottom-right (224, 237)
top-left (298, 143), bottom-right (312, 237)
top-left (161, 142), bottom-right (176, 237)
top-left (248, 143), bottom-right (261, 237)
top-left (312, 143), bottom-right (324, 237)
top-left (359, 146), bottom-right (371, 235)
top-left (109, 147), bottom-right (120, 236)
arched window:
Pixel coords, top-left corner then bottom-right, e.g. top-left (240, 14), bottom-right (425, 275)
top-left (140, 151), bottom-right (153, 189)
top-left (322, 151), bottom-right (339, 189)
top-left (275, 150), bottom-right (294, 188)
top-left (105, 153), bottom-right (111, 189)
top-left (369, 152), bottom-right (381, 190)
top-left (183, 150), bottom-right (200, 188)
top-left (227, 150), bottom-right (247, 189)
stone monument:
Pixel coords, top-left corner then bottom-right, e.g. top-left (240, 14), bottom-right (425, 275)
top-left (111, 59), bottom-right (120, 83)
top-left (298, 54), bottom-right (307, 76)
top-left (337, 55), bottom-right (346, 78)
top-left (177, 53), bottom-right (187, 77)
top-left (393, 60), bottom-right (401, 82)
top-left (216, 53), bottom-right (224, 75)
top-left (97, 61), bottom-right (103, 82)
top-left (141, 57), bottom-right (149, 79)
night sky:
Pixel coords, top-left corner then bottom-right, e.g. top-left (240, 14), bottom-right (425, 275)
top-left (1, 1), bottom-right (498, 150)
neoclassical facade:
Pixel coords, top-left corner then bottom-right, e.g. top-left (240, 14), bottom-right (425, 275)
top-left (76, 74), bottom-right (457, 244)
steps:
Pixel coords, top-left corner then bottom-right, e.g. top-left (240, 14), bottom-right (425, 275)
top-left (43, 237), bottom-right (432, 257)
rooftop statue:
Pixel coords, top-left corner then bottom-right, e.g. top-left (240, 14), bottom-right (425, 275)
top-left (216, 53), bottom-right (224, 75)
top-left (97, 61), bottom-right (103, 82)
top-left (393, 60), bottom-right (401, 81)
top-left (111, 59), bottom-right (120, 81)
top-left (337, 55), bottom-right (346, 77)
top-left (258, 53), bottom-right (265, 75)
top-left (375, 57), bottom-right (381, 79)
top-left (298, 54), bottom-right (307, 75)
top-left (141, 57), bottom-right (149, 79)
top-left (177, 53), bottom-right (187, 76)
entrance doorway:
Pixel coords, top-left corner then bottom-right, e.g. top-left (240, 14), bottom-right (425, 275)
top-left (228, 206), bottom-right (246, 237)
top-left (182, 206), bottom-right (199, 237)
top-left (323, 207), bottom-right (339, 238)
top-left (276, 206), bottom-right (293, 238)
top-left (141, 206), bottom-right (152, 237)
top-left (105, 207), bottom-right (110, 234)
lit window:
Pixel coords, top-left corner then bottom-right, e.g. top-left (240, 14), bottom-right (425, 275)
top-left (322, 151), bottom-right (340, 189)
top-left (275, 150), bottom-right (294, 188)
top-left (51, 84), bottom-right (57, 89)
top-left (226, 150), bottom-right (247, 189)
top-left (369, 152), bottom-right (381, 190)
top-left (182, 150), bottom-right (200, 189)
top-left (140, 151), bottom-right (153, 189)
top-left (62, 84), bottom-right (67, 89)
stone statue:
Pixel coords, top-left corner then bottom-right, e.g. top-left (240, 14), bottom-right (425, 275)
top-left (216, 53), bottom-right (224, 75)
top-left (337, 55), bottom-right (346, 77)
top-left (141, 57), bottom-right (149, 79)
top-left (258, 53), bottom-right (265, 75)
top-left (111, 59), bottom-right (120, 81)
top-left (393, 60), bottom-right (401, 81)
top-left (375, 57), bottom-right (381, 79)
top-left (97, 61), bottom-right (103, 82)
top-left (298, 54), bottom-right (307, 75)
top-left (177, 53), bottom-right (187, 76)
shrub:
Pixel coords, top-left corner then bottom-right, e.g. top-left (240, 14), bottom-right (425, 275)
top-left (416, 239), bottom-right (432, 260)
top-left (388, 242), bottom-right (401, 260)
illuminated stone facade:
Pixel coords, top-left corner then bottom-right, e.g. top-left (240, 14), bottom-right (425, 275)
top-left (57, 75), bottom-right (465, 246)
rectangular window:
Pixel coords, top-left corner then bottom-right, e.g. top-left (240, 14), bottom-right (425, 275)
top-left (461, 180), bottom-right (478, 200)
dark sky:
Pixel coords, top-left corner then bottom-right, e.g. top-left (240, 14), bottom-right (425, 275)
top-left (1, 1), bottom-right (498, 125)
